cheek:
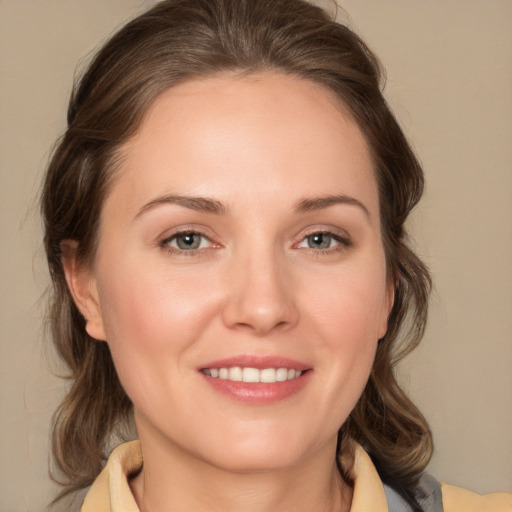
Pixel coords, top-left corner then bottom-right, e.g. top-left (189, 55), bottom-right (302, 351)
top-left (301, 262), bottom-right (387, 404)
top-left (95, 260), bottom-right (221, 386)
top-left (99, 257), bottom-right (213, 332)
top-left (305, 263), bottom-right (389, 343)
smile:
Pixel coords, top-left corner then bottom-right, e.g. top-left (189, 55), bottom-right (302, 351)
top-left (202, 367), bottom-right (303, 383)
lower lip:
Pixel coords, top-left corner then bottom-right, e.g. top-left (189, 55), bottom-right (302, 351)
top-left (201, 372), bottom-right (311, 404)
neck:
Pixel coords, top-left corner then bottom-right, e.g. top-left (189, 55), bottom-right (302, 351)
top-left (130, 433), bottom-right (352, 512)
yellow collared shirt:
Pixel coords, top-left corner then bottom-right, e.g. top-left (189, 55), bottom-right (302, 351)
top-left (81, 441), bottom-right (512, 512)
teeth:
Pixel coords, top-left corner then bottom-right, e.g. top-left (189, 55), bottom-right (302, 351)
top-left (276, 368), bottom-right (288, 381)
top-left (229, 367), bottom-right (243, 381)
top-left (260, 368), bottom-right (276, 383)
top-left (242, 367), bottom-right (259, 383)
top-left (204, 366), bottom-right (303, 383)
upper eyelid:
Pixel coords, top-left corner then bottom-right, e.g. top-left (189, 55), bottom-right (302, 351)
top-left (295, 226), bottom-right (352, 241)
top-left (161, 230), bottom-right (209, 243)
top-left (159, 225), bottom-right (217, 243)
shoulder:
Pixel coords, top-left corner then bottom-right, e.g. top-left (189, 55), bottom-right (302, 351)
top-left (353, 444), bottom-right (512, 512)
top-left (442, 483), bottom-right (512, 512)
top-left (382, 472), bottom-right (512, 512)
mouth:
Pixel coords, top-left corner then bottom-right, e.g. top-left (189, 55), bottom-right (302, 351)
top-left (199, 356), bottom-right (311, 403)
top-left (201, 367), bottom-right (303, 383)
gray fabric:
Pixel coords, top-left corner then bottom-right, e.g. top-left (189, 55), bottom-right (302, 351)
top-left (383, 473), bottom-right (443, 512)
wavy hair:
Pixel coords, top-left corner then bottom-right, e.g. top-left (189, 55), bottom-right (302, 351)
top-left (42, 0), bottom-right (432, 504)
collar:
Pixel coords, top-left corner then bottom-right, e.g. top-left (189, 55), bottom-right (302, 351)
top-left (81, 440), bottom-right (389, 511)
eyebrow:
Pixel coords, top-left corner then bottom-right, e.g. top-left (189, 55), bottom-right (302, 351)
top-left (134, 193), bottom-right (369, 219)
top-left (294, 194), bottom-right (370, 217)
top-left (134, 194), bottom-right (227, 219)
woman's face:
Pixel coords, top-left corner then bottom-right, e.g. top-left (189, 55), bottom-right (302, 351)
top-left (78, 72), bottom-right (392, 472)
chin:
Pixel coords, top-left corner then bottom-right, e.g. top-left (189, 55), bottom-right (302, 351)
top-left (196, 429), bottom-right (329, 474)
top-left (206, 449), bottom-right (304, 474)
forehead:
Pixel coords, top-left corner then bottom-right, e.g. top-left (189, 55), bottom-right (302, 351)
top-left (109, 72), bottom-right (378, 220)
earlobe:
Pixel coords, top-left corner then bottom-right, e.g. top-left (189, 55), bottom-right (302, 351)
top-left (61, 240), bottom-right (107, 341)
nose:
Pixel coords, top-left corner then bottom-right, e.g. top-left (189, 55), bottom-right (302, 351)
top-left (221, 250), bottom-right (299, 336)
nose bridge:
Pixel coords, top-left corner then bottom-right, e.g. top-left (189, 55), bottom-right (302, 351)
top-left (222, 240), bottom-right (298, 335)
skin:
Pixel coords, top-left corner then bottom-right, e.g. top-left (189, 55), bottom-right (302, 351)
top-left (65, 72), bottom-right (393, 512)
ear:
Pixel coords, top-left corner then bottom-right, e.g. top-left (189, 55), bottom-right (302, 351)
top-left (378, 275), bottom-right (396, 340)
top-left (61, 240), bottom-right (107, 341)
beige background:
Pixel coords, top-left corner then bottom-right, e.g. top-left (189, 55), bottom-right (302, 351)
top-left (1, 1), bottom-right (511, 510)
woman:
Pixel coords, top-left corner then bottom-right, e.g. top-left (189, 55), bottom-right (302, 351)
top-left (41, 0), bottom-right (511, 510)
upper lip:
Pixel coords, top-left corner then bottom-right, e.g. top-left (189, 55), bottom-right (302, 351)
top-left (199, 355), bottom-right (311, 371)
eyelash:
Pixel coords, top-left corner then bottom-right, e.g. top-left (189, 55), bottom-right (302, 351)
top-left (159, 229), bottom-right (352, 256)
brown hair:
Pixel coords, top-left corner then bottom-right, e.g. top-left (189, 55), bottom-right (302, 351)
top-left (42, 0), bottom-right (432, 503)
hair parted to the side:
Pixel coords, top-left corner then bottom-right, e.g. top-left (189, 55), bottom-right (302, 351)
top-left (42, 0), bottom-right (432, 503)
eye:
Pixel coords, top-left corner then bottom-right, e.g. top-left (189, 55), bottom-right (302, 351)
top-left (296, 231), bottom-right (352, 252)
top-left (301, 233), bottom-right (335, 249)
top-left (162, 231), bottom-right (211, 251)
